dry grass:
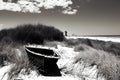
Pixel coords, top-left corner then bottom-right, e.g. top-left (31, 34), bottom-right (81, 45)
top-left (43, 40), bottom-right (120, 80)
top-left (74, 44), bottom-right (120, 80)
top-left (0, 37), bottom-right (120, 80)
top-left (0, 41), bottom-right (30, 80)
top-left (44, 41), bottom-right (65, 47)
top-left (65, 38), bottom-right (120, 56)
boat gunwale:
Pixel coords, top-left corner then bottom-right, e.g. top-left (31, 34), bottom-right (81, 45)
top-left (25, 46), bottom-right (60, 59)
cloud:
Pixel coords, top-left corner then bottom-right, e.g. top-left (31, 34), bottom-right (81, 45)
top-left (62, 7), bottom-right (78, 15)
top-left (0, 0), bottom-right (78, 15)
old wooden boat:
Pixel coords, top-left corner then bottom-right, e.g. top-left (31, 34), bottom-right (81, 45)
top-left (25, 45), bottom-right (61, 76)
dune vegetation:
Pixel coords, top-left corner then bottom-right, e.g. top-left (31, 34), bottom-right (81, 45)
top-left (65, 38), bottom-right (120, 57)
top-left (0, 24), bottom-right (65, 79)
top-left (0, 24), bottom-right (120, 80)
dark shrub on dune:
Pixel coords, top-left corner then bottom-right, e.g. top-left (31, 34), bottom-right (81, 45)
top-left (0, 24), bottom-right (65, 44)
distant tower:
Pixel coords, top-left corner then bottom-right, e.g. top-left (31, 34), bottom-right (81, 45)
top-left (65, 31), bottom-right (67, 36)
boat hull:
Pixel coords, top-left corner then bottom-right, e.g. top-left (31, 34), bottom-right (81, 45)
top-left (25, 46), bottom-right (61, 76)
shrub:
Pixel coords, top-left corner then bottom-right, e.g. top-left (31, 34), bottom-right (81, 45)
top-left (0, 24), bottom-right (65, 44)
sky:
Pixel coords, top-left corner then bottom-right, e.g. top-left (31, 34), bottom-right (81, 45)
top-left (0, 0), bottom-right (120, 35)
